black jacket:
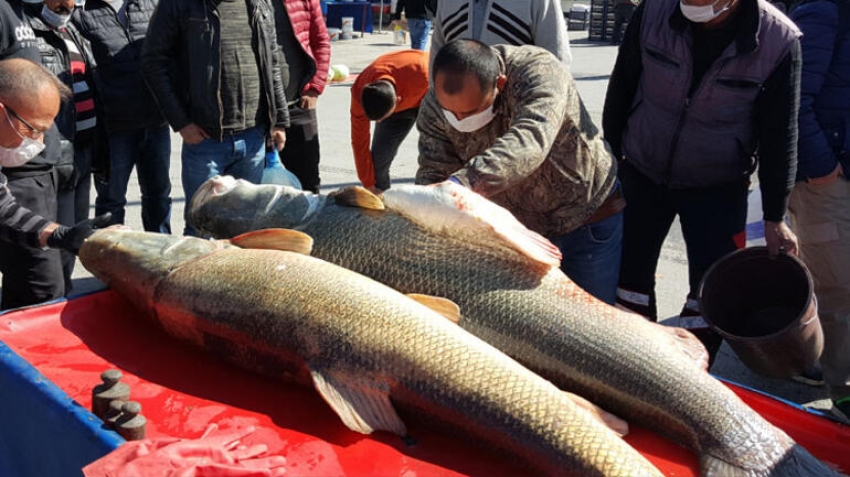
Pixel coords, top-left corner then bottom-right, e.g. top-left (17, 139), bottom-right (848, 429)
top-left (2, 0), bottom-right (59, 175)
top-left (393, 0), bottom-right (431, 20)
top-left (72, 0), bottom-right (166, 132)
top-left (141, 0), bottom-right (290, 141)
top-left (25, 8), bottom-right (110, 184)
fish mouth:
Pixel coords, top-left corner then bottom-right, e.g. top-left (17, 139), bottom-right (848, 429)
top-left (210, 175), bottom-right (239, 195)
top-left (189, 175), bottom-right (239, 213)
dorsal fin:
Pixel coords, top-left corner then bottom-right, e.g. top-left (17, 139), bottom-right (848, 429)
top-left (230, 229), bottom-right (314, 255)
top-left (329, 186), bottom-right (386, 211)
top-left (406, 294), bottom-right (461, 324)
top-left (382, 183), bottom-right (562, 267)
top-left (310, 367), bottom-right (407, 436)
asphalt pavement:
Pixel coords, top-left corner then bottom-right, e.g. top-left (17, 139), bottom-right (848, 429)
top-left (7, 27), bottom-right (835, 415)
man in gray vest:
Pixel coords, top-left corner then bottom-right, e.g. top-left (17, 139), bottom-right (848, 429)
top-left (602, 0), bottom-right (801, 365)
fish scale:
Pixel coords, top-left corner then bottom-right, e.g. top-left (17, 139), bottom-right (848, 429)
top-left (80, 230), bottom-right (665, 477)
top-left (188, 179), bottom-right (845, 477)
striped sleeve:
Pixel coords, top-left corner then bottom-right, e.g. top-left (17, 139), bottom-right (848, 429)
top-left (0, 173), bottom-right (50, 249)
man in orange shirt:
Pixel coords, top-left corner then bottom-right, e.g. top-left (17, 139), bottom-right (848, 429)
top-left (350, 49), bottom-right (428, 193)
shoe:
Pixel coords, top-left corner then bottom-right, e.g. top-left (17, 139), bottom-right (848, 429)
top-left (791, 365), bottom-right (825, 386)
top-left (830, 397), bottom-right (850, 423)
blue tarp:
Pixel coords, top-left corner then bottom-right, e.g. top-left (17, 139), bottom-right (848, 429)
top-left (0, 339), bottom-right (124, 477)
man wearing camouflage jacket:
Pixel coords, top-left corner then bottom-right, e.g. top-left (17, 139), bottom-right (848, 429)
top-left (416, 40), bottom-right (623, 304)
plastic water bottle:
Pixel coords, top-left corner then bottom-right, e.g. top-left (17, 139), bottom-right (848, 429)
top-left (262, 149), bottom-right (302, 190)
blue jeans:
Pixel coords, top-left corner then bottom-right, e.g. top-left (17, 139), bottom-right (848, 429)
top-left (94, 125), bottom-right (172, 234)
top-left (407, 18), bottom-right (431, 51)
top-left (549, 188), bottom-right (624, 305)
top-left (182, 127), bottom-right (266, 236)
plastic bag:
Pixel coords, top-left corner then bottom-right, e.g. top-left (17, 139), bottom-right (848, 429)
top-left (261, 149), bottom-right (302, 190)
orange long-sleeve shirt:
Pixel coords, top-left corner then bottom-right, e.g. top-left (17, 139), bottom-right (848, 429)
top-left (350, 49), bottom-right (429, 189)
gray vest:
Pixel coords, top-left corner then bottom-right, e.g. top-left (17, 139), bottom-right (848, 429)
top-left (622, 0), bottom-right (800, 187)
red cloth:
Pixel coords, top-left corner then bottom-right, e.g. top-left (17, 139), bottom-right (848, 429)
top-left (82, 424), bottom-right (287, 477)
top-left (283, 0), bottom-right (332, 96)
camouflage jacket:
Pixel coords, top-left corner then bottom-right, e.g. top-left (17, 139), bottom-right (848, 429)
top-left (415, 44), bottom-right (616, 237)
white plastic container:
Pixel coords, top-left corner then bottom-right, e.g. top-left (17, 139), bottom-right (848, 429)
top-left (341, 17), bottom-right (354, 40)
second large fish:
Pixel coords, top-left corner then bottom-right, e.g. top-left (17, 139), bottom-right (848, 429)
top-left (190, 177), bottom-right (844, 477)
top-left (79, 229), bottom-right (663, 476)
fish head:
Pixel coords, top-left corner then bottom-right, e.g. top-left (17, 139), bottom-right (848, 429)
top-left (79, 229), bottom-right (231, 310)
top-left (188, 175), bottom-right (326, 238)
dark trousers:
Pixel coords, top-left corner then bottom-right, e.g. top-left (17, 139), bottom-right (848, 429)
top-left (616, 161), bottom-right (748, 321)
top-left (611, 3), bottom-right (636, 45)
top-left (280, 106), bottom-right (321, 193)
top-left (57, 146), bottom-right (93, 295)
top-left (0, 169), bottom-right (64, 310)
top-left (371, 107), bottom-right (419, 191)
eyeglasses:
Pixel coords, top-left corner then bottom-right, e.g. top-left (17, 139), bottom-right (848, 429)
top-left (4, 104), bottom-right (46, 140)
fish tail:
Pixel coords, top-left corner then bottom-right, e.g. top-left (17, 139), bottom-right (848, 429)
top-left (701, 445), bottom-right (845, 477)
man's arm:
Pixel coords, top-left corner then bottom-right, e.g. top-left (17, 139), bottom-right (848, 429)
top-left (458, 50), bottom-right (571, 197)
top-left (305, 0), bottom-right (331, 98)
top-left (757, 39), bottom-right (802, 255)
top-left (0, 176), bottom-right (52, 249)
top-left (602, 4), bottom-right (643, 159)
top-left (267, 15), bottom-right (290, 131)
top-left (350, 88), bottom-right (376, 188)
top-left (789, 2), bottom-right (842, 180)
top-left (428, 2), bottom-right (447, 72)
top-left (415, 91), bottom-right (466, 184)
top-left (140, 0), bottom-right (192, 132)
top-left (532, 0), bottom-right (572, 67)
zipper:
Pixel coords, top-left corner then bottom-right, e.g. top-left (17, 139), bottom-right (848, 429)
top-left (661, 96), bottom-right (690, 185)
top-left (252, 2), bottom-right (275, 130)
top-left (210, 4), bottom-right (224, 139)
top-left (660, 53), bottom-right (731, 185)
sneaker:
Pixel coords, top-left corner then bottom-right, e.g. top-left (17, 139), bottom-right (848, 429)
top-left (830, 397), bottom-right (850, 423)
top-left (791, 365), bottom-right (825, 387)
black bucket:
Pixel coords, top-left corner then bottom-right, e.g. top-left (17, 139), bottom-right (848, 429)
top-left (699, 246), bottom-right (823, 379)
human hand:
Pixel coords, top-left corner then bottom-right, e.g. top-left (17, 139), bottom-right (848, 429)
top-left (48, 212), bottom-right (113, 254)
top-left (300, 91), bottom-right (319, 110)
top-left (808, 163), bottom-right (844, 186)
top-left (271, 128), bottom-right (286, 151)
top-left (180, 123), bottom-right (210, 145)
top-left (764, 220), bottom-right (798, 256)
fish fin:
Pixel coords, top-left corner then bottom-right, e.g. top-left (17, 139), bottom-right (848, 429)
top-left (564, 391), bottom-right (629, 437)
top-left (310, 368), bottom-right (407, 436)
top-left (329, 186), bottom-right (386, 211)
top-left (406, 293), bottom-right (461, 324)
top-left (383, 183), bottom-right (562, 267)
top-left (230, 229), bottom-right (314, 255)
top-left (701, 444), bottom-right (845, 476)
top-left (658, 324), bottom-right (710, 372)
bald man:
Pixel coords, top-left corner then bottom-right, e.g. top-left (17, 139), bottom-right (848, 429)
top-left (0, 58), bottom-right (110, 309)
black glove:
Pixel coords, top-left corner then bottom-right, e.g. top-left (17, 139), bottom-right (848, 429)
top-left (48, 212), bottom-right (113, 254)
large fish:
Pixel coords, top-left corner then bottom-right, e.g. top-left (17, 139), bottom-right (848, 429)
top-left (190, 177), bottom-right (844, 477)
top-left (79, 228), bottom-right (665, 477)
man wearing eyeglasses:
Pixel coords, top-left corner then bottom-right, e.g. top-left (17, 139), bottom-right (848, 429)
top-left (0, 58), bottom-right (110, 309)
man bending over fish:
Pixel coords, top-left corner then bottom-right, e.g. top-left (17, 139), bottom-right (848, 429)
top-left (416, 39), bottom-right (624, 305)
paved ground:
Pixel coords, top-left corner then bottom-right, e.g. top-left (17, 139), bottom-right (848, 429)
top-left (6, 27), bottom-right (836, 415)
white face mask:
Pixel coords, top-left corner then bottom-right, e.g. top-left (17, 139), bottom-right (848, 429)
top-left (0, 109), bottom-right (46, 168)
top-left (442, 102), bottom-right (496, 133)
top-left (680, 0), bottom-right (731, 22)
top-left (41, 4), bottom-right (74, 29)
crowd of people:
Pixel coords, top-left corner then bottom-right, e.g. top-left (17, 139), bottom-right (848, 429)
top-left (0, 0), bottom-right (847, 419)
